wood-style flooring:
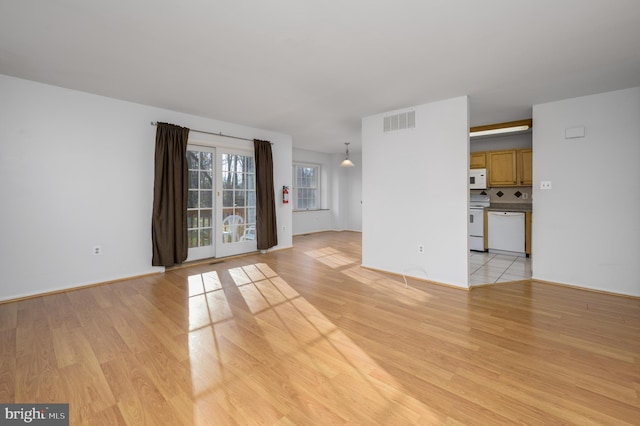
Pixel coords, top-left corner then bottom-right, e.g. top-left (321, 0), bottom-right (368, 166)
top-left (1, 231), bottom-right (639, 424)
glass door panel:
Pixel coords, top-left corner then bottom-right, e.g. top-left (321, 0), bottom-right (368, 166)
top-left (186, 147), bottom-right (216, 261)
top-left (216, 151), bottom-right (257, 257)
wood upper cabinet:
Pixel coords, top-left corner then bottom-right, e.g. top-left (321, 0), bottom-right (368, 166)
top-left (470, 152), bottom-right (486, 169)
top-left (472, 148), bottom-right (533, 187)
top-left (488, 150), bottom-right (518, 186)
top-left (518, 149), bottom-right (533, 186)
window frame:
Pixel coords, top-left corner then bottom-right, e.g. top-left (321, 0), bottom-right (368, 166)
top-left (292, 162), bottom-right (321, 211)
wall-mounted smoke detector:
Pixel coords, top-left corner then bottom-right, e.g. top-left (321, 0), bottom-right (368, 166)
top-left (383, 110), bottom-right (415, 133)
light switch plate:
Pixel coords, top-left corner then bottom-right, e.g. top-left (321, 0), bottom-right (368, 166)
top-left (540, 181), bottom-right (552, 190)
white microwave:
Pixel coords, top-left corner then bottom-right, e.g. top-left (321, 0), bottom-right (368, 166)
top-left (470, 168), bottom-right (487, 189)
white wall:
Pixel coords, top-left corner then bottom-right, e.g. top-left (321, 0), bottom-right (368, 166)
top-left (0, 74), bottom-right (292, 301)
top-left (362, 97), bottom-right (470, 288)
top-left (292, 148), bottom-right (362, 235)
top-left (291, 148), bottom-right (333, 235)
top-left (331, 151), bottom-right (363, 233)
top-left (533, 87), bottom-right (640, 296)
top-left (341, 151), bottom-right (362, 232)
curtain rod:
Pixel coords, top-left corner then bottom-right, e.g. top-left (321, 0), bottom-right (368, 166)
top-left (150, 121), bottom-right (254, 142)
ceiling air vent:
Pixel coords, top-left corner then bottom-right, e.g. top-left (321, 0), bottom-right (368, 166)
top-left (383, 110), bottom-right (415, 133)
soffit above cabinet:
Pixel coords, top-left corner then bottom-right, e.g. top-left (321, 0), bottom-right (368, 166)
top-left (470, 119), bottom-right (532, 139)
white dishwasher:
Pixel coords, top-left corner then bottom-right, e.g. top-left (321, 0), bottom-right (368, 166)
top-left (488, 211), bottom-right (525, 255)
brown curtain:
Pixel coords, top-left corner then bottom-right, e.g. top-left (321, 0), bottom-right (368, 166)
top-left (254, 139), bottom-right (278, 250)
top-left (152, 122), bottom-right (190, 266)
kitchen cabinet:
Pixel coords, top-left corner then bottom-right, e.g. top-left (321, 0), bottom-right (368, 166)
top-left (518, 149), bottom-right (533, 186)
top-left (525, 211), bottom-right (532, 255)
top-left (472, 148), bottom-right (532, 187)
top-left (486, 149), bottom-right (532, 187)
top-left (470, 152), bottom-right (486, 169)
top-left (488, 150), bottom-right (518, 186)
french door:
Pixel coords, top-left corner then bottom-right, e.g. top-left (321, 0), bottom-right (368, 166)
top-left (215, 149), bottom-right (257, 258)
top-left (186, 146), bottom-right (216, 261)
top-left (186, 146), bottom-right (257, 261)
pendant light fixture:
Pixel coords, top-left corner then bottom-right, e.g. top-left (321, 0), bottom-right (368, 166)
top-left (340, 142), bottom-right (355, 168)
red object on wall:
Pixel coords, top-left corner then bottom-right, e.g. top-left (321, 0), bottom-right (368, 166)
top-left (282, 186), bottom-right (289, 204)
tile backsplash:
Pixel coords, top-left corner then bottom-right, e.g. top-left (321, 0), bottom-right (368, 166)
top-left (471, 187), bottom-right (532, 203)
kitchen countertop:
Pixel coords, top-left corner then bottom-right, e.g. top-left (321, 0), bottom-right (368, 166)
top-left (486, 203), bottom-right (533, 212)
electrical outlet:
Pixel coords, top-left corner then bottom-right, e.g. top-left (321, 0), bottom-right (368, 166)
top-left (93, 246), bottom-right (102, 255)
top-left (418, 245), bottom-right (424, 253)
top-left (522, 193), bottom-right (528, 200)
top-left (540, 181), bottom-right (552, 190)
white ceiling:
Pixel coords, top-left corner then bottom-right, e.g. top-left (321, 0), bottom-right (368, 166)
top-left (1, 1), bottom-right (639, 154)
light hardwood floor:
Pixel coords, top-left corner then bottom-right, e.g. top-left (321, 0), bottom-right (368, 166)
top-left (1, 231), bottom-right (639, 425)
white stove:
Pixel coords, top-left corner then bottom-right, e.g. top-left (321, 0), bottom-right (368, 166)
top-left (470, 194), bottom-right (490, 251)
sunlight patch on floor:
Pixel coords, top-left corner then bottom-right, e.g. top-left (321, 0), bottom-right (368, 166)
top-left (186, 261), bottom-right (437, 423)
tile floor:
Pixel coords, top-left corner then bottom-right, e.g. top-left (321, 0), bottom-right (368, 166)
top-left (469, 251), bottom-right (532, 286)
